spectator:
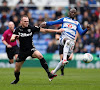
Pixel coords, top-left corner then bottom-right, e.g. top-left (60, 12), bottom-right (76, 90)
top-left (28, 0), bottom-right (34, 4)
top-left (44, 13), bottom-right (49, 21)
top-left (27, 12), bottom-right (34, 25)
top-left (88, 0), bottom-right (96, 5)
top-left (47, 39), bottom-right (58, 53)
top-left (77, 11), bottom-right (83, 24)
top-left (55, 7), bottom-right (63, 19)
top-left (91, 12), bottom-right (98, 24)
top-left (83, 1), bottom-right (90, 14)
top-left (0, 24), bottom-right (7, 34)
top-left (23, 7), bottom-right (29, 15)
top-left (95, 29), bottom-right (100, 39)
top-left (13, 16), bottom-right (19, 27)
top-left (96, 47), bottom-right (100, 58)
top-left (28, 0), bottom-right (37, 10)
top-left (82, 11), bottom-right (90, 24)
top-left (0, 0), bottom-right (10, 13)
top-left (90, 47), bottom-right (95, 53)
top-left (95, 7), bottom-right (100, 19)
top-left (14, 4), bottom-right (20, 16)
top-left (17, 0), bottom-right (24, 5)
top-left (88, 33), bottom-right (96, 44)
top-left (74, 42), bottom-right (80, 53)
top-left (82, 35), bottom-right (89, 46)
top-left (10, 11), bottom-right (16, 21)
top-left (1, 11), bottom-right (7, 24)
top-left (75, 1), bottom-right (84, 15)
top-left (69, 0), bottom-right (76, 4)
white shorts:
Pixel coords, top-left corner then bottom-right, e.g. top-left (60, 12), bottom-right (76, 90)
top-left (59, 37), bottom-right (75, 56)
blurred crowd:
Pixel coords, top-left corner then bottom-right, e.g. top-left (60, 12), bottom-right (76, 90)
top-left (0, 0), bottom-right (100, 56)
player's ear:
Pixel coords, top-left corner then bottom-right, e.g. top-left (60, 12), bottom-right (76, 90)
top-left (20, 20), bottom-right (22, 24)
top-left (68, 12), bottom-right (70, 17)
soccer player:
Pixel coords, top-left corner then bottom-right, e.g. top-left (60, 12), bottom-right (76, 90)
top-left (10, 15), bottom-right (64, 84)
top-left (40, 8), bottom-right (91, 81)
top-left (2, 21), bottom-right (19, 64)
top-left (53, 31), bottom-right (78, 76)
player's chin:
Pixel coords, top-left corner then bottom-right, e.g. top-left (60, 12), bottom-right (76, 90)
top-left (25, 24), bottom-right (28, 27)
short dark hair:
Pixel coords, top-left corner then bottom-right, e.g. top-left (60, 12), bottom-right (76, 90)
top-left (21, 15), bottom-right (28, 20)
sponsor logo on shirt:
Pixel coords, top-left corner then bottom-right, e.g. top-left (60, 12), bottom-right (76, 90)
top-left (8, 34), bottom-right (11, 36)
top-left (18, 32), bottom-right (32, 37)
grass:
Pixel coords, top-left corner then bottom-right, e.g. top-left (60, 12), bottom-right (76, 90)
top-left (0, 68), bottom-right (100, 90)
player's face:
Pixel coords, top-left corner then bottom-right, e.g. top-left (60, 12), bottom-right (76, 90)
top-left (8, 22), bottom-right (15, 31)
top-left (69, 9), bottom-right (76, 19)
top-left (21, 17), bottom-right (29, 27)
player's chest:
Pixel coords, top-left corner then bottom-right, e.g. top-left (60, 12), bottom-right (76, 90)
top-left (63, 23), bottom-right (77, 30)
top-left (63, 19), bottom-right (78, 29)
top-left (18, 28), bottom-right (33, 37)
top-left (7, 32), bottom-right (13, 38)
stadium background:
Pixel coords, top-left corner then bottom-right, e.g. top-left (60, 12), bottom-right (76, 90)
top-left (0, 0), bottom-right (100, 68)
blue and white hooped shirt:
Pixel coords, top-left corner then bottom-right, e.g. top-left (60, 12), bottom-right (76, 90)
top-left (46, 17), bottom-right (88, 40)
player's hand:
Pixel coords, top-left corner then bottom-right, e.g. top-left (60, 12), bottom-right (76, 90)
top-left (7, 44), bottom-right (12, 48)
top-left (57, 28), bottom-right (64, 33)
top-left (40, 22), bottom-right (46, 28)
top-left (15, 35), bottom-right (19, 39)
top-left (87, 24), bottom-right (91, 30)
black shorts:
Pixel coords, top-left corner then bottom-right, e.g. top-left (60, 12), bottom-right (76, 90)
top-left (6, 45), bottom-right (19, 60)
top-left (59, 45), bottom-right (63, 55)
top-left (16, 47), bottom-right (37, 62)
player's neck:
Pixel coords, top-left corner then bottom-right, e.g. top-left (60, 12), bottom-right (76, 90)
top-left (21, 25), bottom-right (25, 28)
top-left (9, 29), bottom-right (13, 32)
top-left (69, 16), bottom-right (74, 20)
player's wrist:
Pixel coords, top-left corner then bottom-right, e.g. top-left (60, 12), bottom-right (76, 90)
top-left (6, 44), bottom-right (8, 46)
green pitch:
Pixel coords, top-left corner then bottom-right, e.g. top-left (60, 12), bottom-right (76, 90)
top-left (0, 68), bottom-right (100, 90)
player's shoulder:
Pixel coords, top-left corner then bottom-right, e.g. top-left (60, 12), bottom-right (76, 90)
top-left (3, 29), bottom-right (9, 34)
top-left (15, 26), bottom-right (21, 30)
top-left (30, 25), bottom-right (40, 29)
top-left (28, 25), bottom-right (33, 28)
top-left (14, 26), bottom-right (22, 33)
top-left (28, 25), bottom-right (39, 29)
top-left (63, 17), bottom-right (71, 21)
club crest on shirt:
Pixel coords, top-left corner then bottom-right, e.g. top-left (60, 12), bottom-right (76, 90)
top-left (28, 29), bottom-right (31, 32)
top-left (8, 34), bottom-right (11, 36)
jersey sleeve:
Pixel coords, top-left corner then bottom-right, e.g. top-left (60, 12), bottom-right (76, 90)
top-left (2, 31), bottom-right (7, 41)
top-left (13, 28), bottom-right (19, 35)
top-left (77, 23), bottom-right (88, 36)
top-left (46, 18), bottom-right (64, 26)
top-left (32, 26), bottom-right (40, 33)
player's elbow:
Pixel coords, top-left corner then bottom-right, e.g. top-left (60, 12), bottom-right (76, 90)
top-left (10, 38), bottom-right (15, 42)
top-left (43, 29), bottom-right (48, 33)
top-left (56, 37), bottom-right (59, 40)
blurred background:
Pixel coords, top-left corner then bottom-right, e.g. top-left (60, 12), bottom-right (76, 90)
top-left (0, 0), bottom-right (100, 68)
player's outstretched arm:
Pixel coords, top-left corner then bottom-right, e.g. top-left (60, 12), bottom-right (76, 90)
top-left (40, 28), bottom-right (64, 33)
top-left (40, 18), bottom-right (63, 28)
top-left (10, 34), bottom-right (19, 42)
top-left (77, 24), bottom-right (91, 35)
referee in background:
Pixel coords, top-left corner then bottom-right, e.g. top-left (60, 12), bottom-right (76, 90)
top-left (2, 21), bottom-right (19, 64)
